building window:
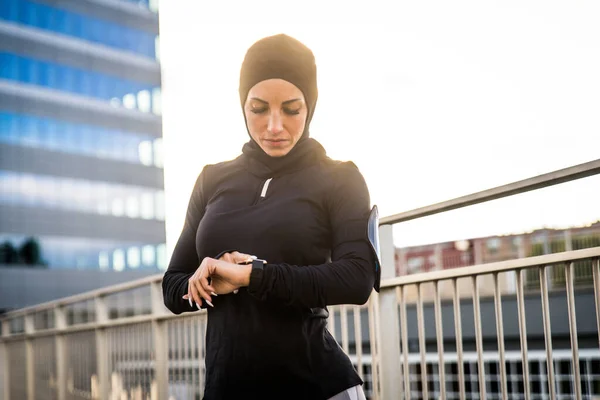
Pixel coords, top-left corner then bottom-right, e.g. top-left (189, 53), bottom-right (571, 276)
top-left (156, 244), bottom-right (167, 270)
top-left (127, 247), bottom-right (140, 269)
top-left (155, 191), bottom-right (165, 221)
top-left (153, 138), bottom-right (164, 168)
top-left (122, 93), bottom-right (137, 109)
top-left (140, 193), bottom-right (155, 220)
top-left (511, 236), bottom-right (522, 252)
top-left (486, 238), bottom-right (501, 254)
top-left (137, 90), bottom-right (151, 113)
top-left (111, 198), bottom-right (125, 217)
top-left (138, 140), bottom-right (153, 166)
top-left (113, 249), bottom-right (125, 271)
top-left (126, 196), bottom-right (139, 219)
top-left (99, 251), bottom-right (110, 270)
top-left (407, 257), bottom-right (424, 274)
top-left (142, 245), bottom-right (155, 267)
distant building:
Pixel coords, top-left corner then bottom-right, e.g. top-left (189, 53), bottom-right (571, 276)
top-left (0, 0), bottom-right (166, 272)
top-left (396, 221), bottom-right (600, 300)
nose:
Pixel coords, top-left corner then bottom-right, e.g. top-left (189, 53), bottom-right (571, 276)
top-left (267, 111), bottom-right (284, 134)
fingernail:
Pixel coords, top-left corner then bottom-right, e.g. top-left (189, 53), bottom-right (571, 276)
top-left (206, 300), bottom-right (214, 308)
top-left (233, 289), bottom-right (239, 294)
top-left (189, 298), bottom-right (193, 308)
top-left (195, 302), bottom-right (201, 309)
top-left (210, 292), bottom-right (218, 296)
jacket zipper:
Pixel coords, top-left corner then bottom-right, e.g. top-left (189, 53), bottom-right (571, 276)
top-left (253, 178), bottom-right (272, 205)
top-left (260, 178), bottom-right (273, 198)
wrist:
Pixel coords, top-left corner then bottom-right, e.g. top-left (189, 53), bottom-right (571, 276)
top-left (242, 265), bottom-right (252, 286)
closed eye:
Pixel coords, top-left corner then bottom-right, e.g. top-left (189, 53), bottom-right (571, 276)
top-left (283, 107), bottom-right (301, 115)
top-left (250, 107), bottom-right (268, 114)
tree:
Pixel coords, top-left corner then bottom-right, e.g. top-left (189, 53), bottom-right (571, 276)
top-left (19, 237), bottom-right (42, 266)
top-left (0, 241), bottom-right (18, 265)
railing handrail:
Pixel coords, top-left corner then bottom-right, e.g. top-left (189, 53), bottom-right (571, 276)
top-left (0, 273), bottom-right (164, 318)
top-left (380, 247), bottom-right (600, 288)
top-left (380, 158), bottom-right (600, 225)
top-left (1, 159), bottom-right (598, 320)
top-left (2, 247), bottom-right (598, 322)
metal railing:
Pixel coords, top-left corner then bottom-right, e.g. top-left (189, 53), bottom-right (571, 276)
top-left (1, 159), bottom-right (599, 400)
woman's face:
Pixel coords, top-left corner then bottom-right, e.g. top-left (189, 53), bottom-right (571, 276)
top-left (244, 79), bottom-right (307, 157)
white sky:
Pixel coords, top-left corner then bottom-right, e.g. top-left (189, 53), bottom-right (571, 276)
top-left (158, 1), bottom-right (599, 254)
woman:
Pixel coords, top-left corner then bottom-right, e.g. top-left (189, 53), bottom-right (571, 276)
top-left (162, 33), bottom-right (379, 400)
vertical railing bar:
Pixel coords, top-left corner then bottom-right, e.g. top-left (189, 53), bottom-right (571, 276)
top-left (493, 272), bottom-right (508, 400)
top-left (399, 286), bottom-right (410, 400)
top-left (433, 280), bottom-right (446, 400)
top-left (185, 318), bottom-right (191, 399)
top-left (24, 313), bottom-right (34, 400)
top-left (128, 324), bottom-right (134, 396)
top-left (372, 292), bottom-right (383, 400)
top-left (148, 321), bottom-right (153, 396)
top-left (199, 317), bottom-right (205, 398)
top-left (515, 269), bottom-right (531, 400)
top-left (95, 296), bottom-right (108, 400)
top-left (340, 305), bottom-right (349, 355)
top-left (416, 283), bottom-right (428, 400)
top-left (452, 278), bottom-right (466, 400)
top-left (178, 319), bottom-right (184, 395)
top-left (565, 262), bottom-right (582, 400)
top-left (593, 258), bottom-right (600, 349)
top-left (329, 308), bottom-right (337, 341)
top-left (353, 306), bottom-right (364, 381)
top-left (116, 327), bottom-right (122, 396)
top-left (134, 323), bottom-right (140, 396)
top-left (190, 318), bottom-right (196, 399)
top-left (539, 265), bottom-right (556, 400)
top-left (150, 281), bottom-right (168, 400)
top-left (471, 275), bottom-right (486, 400)
top-left (181, 319), bottom-right (188, 398)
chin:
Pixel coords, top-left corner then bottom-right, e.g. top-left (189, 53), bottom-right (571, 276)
top-left (265, 149), bottom-right (290, 157)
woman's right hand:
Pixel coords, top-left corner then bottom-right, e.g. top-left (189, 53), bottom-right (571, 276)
top-left (219, 251), bottom-right (254, 264)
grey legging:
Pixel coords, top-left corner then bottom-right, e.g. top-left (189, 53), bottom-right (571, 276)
top-left (327, 384), bottom-right (367, 400)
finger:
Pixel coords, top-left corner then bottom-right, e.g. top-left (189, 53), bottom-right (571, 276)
top-left (200, 275), bottom-right (217, 297)
top-left (193, 278), bottom-right (214, 307)
top-left (189, 279), bottom-right (203, 309)
top-left (232, 252), bottom-right (253, 264)
top-left (221, 253), bottom-right (233, 263)
top-left (186, 283), bottom-right (194, 308)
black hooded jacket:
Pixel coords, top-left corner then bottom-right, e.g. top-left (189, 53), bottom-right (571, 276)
top-left (162, 138), bottom-right (377, 399)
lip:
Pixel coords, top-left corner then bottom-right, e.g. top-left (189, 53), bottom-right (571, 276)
top-left (264, 139), bottom-right (289, 147)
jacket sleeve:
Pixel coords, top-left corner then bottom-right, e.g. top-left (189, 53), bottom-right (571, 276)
top-left (247, 162), bottom-right (376, 308)
top-left (162, 167), bottom-right (209, 314)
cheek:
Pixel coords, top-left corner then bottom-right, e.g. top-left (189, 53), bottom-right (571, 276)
top-left (289, 116), bottom-right (307, 140)
top-left (245, 112), bottom-right (263, 136)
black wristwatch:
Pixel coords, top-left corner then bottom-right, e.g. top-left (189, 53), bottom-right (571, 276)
top-left (251, 258), bottom-right (266, 271)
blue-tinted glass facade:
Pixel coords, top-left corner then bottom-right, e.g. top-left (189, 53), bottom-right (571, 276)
top-left (0, 0), bottom-right (164, 272)
top-left (0, 0), bottom-right (157, 58)
top-left (0, 171), bottom-right (165, 220)
top-left (0, 53), bottom-right (161, 113)
top-left (0, 112), bottom-right (163, 165)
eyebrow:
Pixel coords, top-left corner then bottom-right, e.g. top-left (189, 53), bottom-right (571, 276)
top-left (250, 97), bottom-right (303, 105)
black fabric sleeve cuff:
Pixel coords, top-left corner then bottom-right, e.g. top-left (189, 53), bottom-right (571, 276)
top-left (214, 249), bottom-right (237, 260)
top-left (247, 264), bottom-right (267, 300)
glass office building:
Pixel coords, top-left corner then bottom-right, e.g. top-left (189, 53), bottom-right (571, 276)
top-left (0, 0), bottom-right (166, 271)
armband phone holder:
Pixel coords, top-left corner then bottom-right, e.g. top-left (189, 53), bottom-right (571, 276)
top-left (368, 205), bottom-right (382, 292)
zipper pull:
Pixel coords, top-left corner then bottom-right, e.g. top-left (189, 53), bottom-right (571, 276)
top-left (260, 178), bottom-right (273, 198)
